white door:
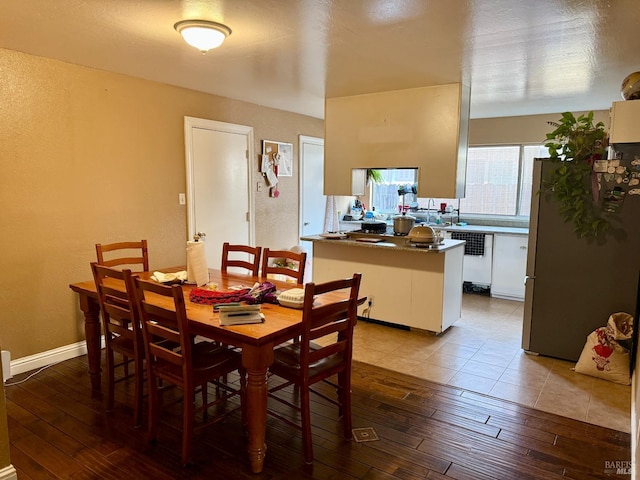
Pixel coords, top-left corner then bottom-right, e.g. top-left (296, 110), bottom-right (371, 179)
top-left (299, 136), bottom-right (325, 279)
top-left (184, 117), bottom-right (255, 270)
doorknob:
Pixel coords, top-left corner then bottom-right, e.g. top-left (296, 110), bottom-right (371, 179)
top-left (194, 232), bottom-right (207, 241)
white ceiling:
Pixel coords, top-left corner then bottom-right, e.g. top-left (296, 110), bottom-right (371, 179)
top-left (1, 0), bottom-right (639, 119)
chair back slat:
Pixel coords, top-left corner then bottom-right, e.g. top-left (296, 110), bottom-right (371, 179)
top-left (261, 248), bottom-right (306, 284)
top-left (221, 243), bottom-right (262, 276)
top-left (102, 304), bottom-right (136, 340)
top-left (308, 342), bottom-right (346, 365)
top-left (145, 322), bottom-right (183, 366)
top-left (309, 301), bottom-right (351, 331)
top-left (101, 285), bottom-right (130, 305)
top-left (309, 321), bottom-right (349, 343)
top-left (96, 240), bottom-right (149, 272)
top-left (100, 257), bottom-right (145, 268)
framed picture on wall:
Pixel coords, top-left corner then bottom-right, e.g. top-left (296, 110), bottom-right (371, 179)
top-left (262, 140), bottom-right (293, 177)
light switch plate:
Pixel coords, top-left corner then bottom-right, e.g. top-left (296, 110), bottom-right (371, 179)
top-left (179, 193), bottom-right (186, 205)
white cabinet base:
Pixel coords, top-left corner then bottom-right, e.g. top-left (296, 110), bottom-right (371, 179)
top-left (310, 242), bottom-right (463, 333)
top-left (491, 234), bottom-right (527, 301)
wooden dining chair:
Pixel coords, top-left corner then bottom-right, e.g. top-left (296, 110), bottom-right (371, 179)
top-left (261, 248), bottom-right (307, 284)
top-left (90, 262), bottom-right (145, 427)
top-left (133, 278), bottom-right (246, 467)
top-left (221, 242), bottom-right (262, 276)
top-left (95, 240), bottom-right (149, 272)
top-left (267, 273), bottom-right (362, 463)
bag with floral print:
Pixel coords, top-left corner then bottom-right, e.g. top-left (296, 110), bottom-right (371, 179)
top-left (575, 312), bottom-right (634, 385)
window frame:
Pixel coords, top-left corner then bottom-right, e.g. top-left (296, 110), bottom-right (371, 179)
top-left (461, 143), bottom-right (542, 221)
top-left (368, 143), bottom-right (542, 221)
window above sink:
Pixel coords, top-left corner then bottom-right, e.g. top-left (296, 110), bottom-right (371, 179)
top-left (366, 143), bottom-right (543, 223)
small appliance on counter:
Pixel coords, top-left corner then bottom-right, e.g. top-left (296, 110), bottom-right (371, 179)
top-left (393, 212), bottom-right (415, 235)
top-left (360, 220), bottom-right (387, 234)
top-left (405, 225), bottom-right (444, 248)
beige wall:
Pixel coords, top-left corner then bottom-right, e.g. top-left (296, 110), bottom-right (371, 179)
top-left (469, 110), bottom-right (611, 146)
top-left (0, 48), bottom-right (322, 359)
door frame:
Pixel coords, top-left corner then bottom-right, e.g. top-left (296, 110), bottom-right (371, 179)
top-left (184, 116), bottom-right (255, 244)
top-left (298, 135), bottom-right (325, 241)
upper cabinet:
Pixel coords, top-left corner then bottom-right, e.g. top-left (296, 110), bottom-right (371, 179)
top-left (609, 99), bottom-right (640, 144)
top-left (324, 83), bottom-right (470, 198)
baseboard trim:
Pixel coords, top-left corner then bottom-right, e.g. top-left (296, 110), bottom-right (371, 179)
top-left (0, 465), bottom-right (17, 480)
top-left (490, 293), bottom-right (525, 302)
top-left (9, 337), bottom-right (103, 377)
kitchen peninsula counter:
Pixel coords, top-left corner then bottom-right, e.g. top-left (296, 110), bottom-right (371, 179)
top-left (440, 225), bottom-right (528, 236)
top-left (301, 234), bottom-right (464, 333)
top-left (301, 234), bottom-right (465, 253)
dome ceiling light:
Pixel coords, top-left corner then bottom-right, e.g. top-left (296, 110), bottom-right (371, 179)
top-left (174, 20), bottom-right (231, 54)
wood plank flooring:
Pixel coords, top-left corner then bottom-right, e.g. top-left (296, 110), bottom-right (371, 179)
top-left (5, 355), bottom-right (631, 479)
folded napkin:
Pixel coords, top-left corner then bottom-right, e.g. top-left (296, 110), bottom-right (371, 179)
top-left (189, 282), bottom-right (277, 305)
top-left (189, 287), bottom-right (251, 305)
top-left (150, 271), bottom-right (188, 284)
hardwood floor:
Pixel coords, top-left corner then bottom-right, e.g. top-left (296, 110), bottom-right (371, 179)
top-left (6, 354), bottom-right (631, 479)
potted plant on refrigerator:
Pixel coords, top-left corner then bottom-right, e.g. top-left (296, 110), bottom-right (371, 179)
top-left (542, 111), bottom-right (609, 239)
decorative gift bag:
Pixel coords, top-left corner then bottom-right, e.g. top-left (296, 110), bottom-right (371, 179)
top-left (574, 312), bottom-right (634, 385)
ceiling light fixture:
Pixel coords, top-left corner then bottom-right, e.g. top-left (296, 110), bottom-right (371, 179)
top-left (174, 20), bottom-right (232, 54)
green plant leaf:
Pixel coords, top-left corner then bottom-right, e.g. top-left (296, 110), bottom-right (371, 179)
top-left (540, 111), bottom-right (610, 240)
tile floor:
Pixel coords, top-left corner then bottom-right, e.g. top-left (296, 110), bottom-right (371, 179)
top-left (350, 293), bottom-right (631, 433)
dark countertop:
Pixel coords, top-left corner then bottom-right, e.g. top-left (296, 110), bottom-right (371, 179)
top-left (439, 225), bottom-right (529, 236)
top-left (340, 221), bottom-right (529, 236)
top-left (300, 234), bottom-right (466, 253)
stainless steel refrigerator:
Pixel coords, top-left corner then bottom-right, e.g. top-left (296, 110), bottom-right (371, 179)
top-left (522, 151), bottom-right (640, 362)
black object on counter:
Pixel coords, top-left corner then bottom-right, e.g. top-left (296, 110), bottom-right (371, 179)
top-left (361, 221), bottom-right (387, 233)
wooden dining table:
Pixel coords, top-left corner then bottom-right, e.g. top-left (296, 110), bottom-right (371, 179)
top-left (69, 267), bottom-right (312, 473)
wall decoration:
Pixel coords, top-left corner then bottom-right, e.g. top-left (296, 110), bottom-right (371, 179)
top-left (262, 140), bottom-right (293, 198)
top-left (263, 140), bottom-right (293, 177)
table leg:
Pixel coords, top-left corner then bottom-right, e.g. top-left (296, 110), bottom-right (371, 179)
top-left (241, 343), bottom-right (274, 474)
top-left (77, 293), bottom-right (102, 398)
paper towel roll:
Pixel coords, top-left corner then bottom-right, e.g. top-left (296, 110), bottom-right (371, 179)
top-left (186, 241), bottom-right (209, 286)
top-left (323, 195), bottom-right (340, 233)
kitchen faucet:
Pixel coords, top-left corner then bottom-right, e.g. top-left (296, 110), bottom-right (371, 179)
top-left (427, 198), bottom-right (436, 223)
